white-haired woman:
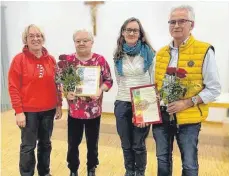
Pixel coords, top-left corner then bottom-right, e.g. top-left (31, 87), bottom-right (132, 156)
top-left (8, 24), bottom-right (62, 176)
top-left (58, 29), bottom-right (113, 176)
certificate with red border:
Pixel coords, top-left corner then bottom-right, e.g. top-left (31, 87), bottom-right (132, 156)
top-left (130, 84), bottom-right (162, 124)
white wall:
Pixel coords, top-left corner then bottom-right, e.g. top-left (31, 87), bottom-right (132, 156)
top-left (3, 1), bottom-right (229, 121)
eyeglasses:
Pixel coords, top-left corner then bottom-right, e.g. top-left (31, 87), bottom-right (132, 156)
top-left (27, 33), bottom-right (42, 39)
top-left (74, 39), bottom-right (91, 44)
top-left (168, 19), bottom-right (193, 27)
top-left (124, 28), bottom-right (140, 34)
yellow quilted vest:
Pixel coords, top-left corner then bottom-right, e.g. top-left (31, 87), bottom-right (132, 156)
top-left (155, 35), bottom-right (213, 124)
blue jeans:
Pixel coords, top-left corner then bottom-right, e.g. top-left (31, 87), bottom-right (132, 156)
top-left (114, 100), bottom-right (150, 174)
top-left (19, 109), bottom-right (56, 176)
top-left (152, 110), bottom-right (201, 176)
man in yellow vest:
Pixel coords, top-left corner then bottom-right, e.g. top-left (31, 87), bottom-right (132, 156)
top-left (153, 5), bottom-right (221, 176)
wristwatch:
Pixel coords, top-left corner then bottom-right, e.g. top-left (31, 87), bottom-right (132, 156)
top-left (191, 96), bottom-right (198, 106)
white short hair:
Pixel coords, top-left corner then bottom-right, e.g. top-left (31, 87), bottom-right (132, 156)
top-left (170, 5), bottom-right (195, 21)
top-left (72, 29), bottom-right (94, 42)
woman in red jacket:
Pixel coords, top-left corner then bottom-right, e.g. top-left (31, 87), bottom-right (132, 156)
top-left (8, 24), bottom-right (62, 176)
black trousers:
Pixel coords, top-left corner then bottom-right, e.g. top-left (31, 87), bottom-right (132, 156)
top-left (19, 109), bottom-right (56, 176)
top-left (67, 115), bottom-right (101, 172)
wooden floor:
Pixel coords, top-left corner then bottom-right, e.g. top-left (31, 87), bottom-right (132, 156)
top-left (1, 110), bottom-right (229, 176)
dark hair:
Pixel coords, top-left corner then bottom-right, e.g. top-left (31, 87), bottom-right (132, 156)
top-left (113, 17), bottom-right (155, 61)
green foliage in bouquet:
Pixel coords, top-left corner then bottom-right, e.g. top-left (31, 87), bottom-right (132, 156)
top-left (160, 67), bottom-right (187, 104)
top-left (56, 55), bottom-right (80, 93)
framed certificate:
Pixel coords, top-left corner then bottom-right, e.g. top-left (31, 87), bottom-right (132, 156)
top-left (74, 66), bottom-right (100, 96)
top-left (130, 84), bottom-right (162, 124)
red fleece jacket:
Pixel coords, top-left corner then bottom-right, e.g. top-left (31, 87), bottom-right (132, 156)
top-left (8, 46), bottom-right (62, 114)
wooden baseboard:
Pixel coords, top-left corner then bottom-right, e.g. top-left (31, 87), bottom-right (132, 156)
top-left (60, 109), bottom-right (227, 124)
top-left (62, 109), bottom-right (68, 112)
top-left (102, 112), bottom-right (114, 116)
top-left (209, 102), bottom-right (229, 108)
top-left (202, 121), bottom-right (223, 125)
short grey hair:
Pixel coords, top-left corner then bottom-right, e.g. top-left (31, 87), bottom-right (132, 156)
top-left (22, 24), bottom-right (45, 44)
top-left (72, 29), bottom-right (94, 42)
top-left (170, 5), bottom-right (195, 21)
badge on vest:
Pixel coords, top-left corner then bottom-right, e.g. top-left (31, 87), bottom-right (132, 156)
top-left (187, 60), bottom-right (195, 67)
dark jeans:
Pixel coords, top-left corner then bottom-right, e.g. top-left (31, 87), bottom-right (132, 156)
top-left (114, 100), bottom-right (150, 174)
top-left (67, 115), bottom-right (101, 172)
top-left (19, 109), bottom-right (56, 176)
top-left (152, 109), bottom-right (201, 176)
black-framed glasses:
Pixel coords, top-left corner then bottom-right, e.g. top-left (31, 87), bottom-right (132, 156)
top-left (168, 19), bottom-right (193, 27)
top-left (124, 28), bottom-right (140, 34)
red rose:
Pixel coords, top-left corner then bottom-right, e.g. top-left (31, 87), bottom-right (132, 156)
top-left (57, 60), bottom-right (68, 68)
top-left (166, 67), bottom-right (177, 75)
top-left (59, 54), bottom-right (67, 61)
top-left (63, 55), bottom-right (75, 66)
top-left (176, 68), bottom-right (187, 78)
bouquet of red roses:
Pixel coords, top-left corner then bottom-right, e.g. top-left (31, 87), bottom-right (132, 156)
top-left (55, 55), bottom-right (80, 94)
top-left (160, 67), bottom-right (187, 104)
